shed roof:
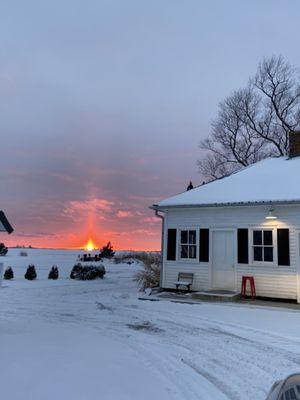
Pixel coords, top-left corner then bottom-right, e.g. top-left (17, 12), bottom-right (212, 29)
top-left (154, 156), bottom-right (300, 209)
top-left (0, 211), bottom-right (14, 234)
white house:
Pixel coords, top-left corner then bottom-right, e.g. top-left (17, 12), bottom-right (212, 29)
top-left (152, 133), bottom-right (300, 302)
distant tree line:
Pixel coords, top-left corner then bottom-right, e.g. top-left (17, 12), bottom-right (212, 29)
top-left (198, 55), bottom-right (300, 180)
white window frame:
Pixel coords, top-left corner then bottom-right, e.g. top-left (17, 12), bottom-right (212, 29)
top-left (178, 228), bottom-right (198, 261)
top-left (250, 228), bottom-right (276, 266)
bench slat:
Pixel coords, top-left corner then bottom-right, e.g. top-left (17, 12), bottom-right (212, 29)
top-left (176, 272), bottom-right (194, 290)
top-left (177, 280), bottom-right (192, 285)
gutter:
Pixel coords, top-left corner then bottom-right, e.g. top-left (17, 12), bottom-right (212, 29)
top-left (151, 199), bottom-right (300, 211)
top-left (153, 210), bottom-right (165, 288)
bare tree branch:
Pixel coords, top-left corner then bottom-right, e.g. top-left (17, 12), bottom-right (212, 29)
top-left (198, 55), bottom-right (300, 180)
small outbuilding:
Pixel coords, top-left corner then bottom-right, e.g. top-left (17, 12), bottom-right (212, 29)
top-left (152, 133), bottom-right (300, 302)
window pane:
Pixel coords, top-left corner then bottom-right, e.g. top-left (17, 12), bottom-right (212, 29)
top-left (181, 245), bottom-right (188, 258)
top-left (286, 388), bottom-right (297, 400)
top-left (189, 245), bottom-right (196, 259)
top-left (253, 230), bottom-right (262, 245)
top-left (263, 230), bottom-right (273, 246)
top-left (181, 231), bottom-right (188, 244)
top-left (291, 388), bottom-right (297, 400)
top-left (264, 247), bottom-right (273, 262)
top-left (189, 230), bottom-right (196, 244)
top-left (253, 246), bottom-right (263, 261)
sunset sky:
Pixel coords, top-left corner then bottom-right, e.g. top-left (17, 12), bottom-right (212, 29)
top-left (1, 0), bottom-right (300, 250)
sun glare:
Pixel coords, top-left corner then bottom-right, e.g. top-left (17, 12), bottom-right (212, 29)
top-left (84, 238), bottom-right (97, 252)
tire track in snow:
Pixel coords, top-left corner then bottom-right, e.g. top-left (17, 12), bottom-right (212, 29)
top-left (2, 260), bottom-right (300, 400)
top-left (181, 358), bottom-right (239, 400)
top-left (101, 302), bottom-right (300, 399)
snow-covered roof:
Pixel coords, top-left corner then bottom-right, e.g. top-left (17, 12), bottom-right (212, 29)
top-left (154, 156), bottom-right (300, 209)
top-left (0, 211), bottom-right (13, 234)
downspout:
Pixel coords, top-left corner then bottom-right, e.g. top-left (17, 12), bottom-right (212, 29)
top-left (154, 209), bottom-right (165, 288)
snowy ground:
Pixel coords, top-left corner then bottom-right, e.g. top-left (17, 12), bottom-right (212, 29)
top-left (1, 250), bottom-right (300, 399)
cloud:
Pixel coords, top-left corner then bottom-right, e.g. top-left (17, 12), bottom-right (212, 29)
top-left (143, 217), bottom-right (160, 223)
top-left (116, 210), bottom-right (134, 218)
top-left (64, 198), bottom-right (114, 215)
top-left (106, 228), bottom-right (157, 237)
top-left (13, 231), bottom-right (63, 239)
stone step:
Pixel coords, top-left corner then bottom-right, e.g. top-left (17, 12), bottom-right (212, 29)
top-left (192, 290), bottom-right (240, 302)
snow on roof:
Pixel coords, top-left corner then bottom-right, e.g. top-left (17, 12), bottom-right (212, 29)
top-left (155, 156), bottom-right (300, 208)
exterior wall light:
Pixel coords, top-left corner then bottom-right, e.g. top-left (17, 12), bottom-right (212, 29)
top-left (265, 208), bottom-right (277, 220)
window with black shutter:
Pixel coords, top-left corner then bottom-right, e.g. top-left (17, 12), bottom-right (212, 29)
top-left (180, 230), bottom-right (197, 259)
top-left (237, 229), bottom-right (248, 264)
top-left (199, 229), bottom-right (209, 262)
top-left (277, 229), bottom-right (290, 266)
top-left (167, 229), bottom-right (177, 261)
top-left (252, 229), bottom-right (273, 262)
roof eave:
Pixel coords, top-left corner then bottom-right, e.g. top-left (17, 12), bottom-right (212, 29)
top-left (149, 205), bottom-right (159, 211)
top-left (153, 199), bottom-right (300, 210)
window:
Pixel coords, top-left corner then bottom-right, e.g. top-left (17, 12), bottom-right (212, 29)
top-left (180, 230), bottom-right (197, 259)
top-left (283, 387), bottom-right (297, 400)
top-left (252, 229), bottom-right (273, 262)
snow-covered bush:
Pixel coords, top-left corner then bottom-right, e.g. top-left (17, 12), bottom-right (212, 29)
top-left (25, 265), bottom-right (37, 280)
top-left (70, 263), bottom-right (106, 280)
top-left (20, 250), bottom-right (28, 256)
top-left (79, 253), bottom-right (102, 262)
top-left (114, 252), bottom-right (144, 264)
top-left (48, 266), bottom-right (59, 280)
top-left (70, 263), bottom-right (82, 279)
top-left (133, 253), bottom-right (161, 290)
top-left (4, 267), bottom-right (14, 280)
top-left (114, 254), bottom-right (136, 265)
top-left (114, 252), bottom-right (161, 289)
top-left (0, 243), bottom-right (8, 256)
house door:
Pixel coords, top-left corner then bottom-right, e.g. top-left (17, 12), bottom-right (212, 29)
top-left (212, 230), bottom-right (235, 290)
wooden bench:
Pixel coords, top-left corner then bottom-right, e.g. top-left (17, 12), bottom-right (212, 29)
top-left (176, 272), bottom-right (194, 291)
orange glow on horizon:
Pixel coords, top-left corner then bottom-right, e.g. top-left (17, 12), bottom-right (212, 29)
top-left (84, 238), bottom-right (98, 251)
top-left (3, 224), bottom-right (162, 252)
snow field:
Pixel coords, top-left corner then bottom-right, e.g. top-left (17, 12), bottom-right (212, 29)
top-left (1, 249), bottom-right (300, 399)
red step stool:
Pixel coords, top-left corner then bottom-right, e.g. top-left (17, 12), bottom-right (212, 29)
top-left (241, 276), bottom-right (256, 300)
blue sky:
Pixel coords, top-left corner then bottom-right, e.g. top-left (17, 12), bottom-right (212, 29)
top-left (1, 0), bottom-right (300, 248)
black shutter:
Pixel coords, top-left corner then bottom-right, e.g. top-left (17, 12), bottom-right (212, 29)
top-left (167, 229), bottom-right (177, 261)
top-left (238, 229), bottom-right (248, 264)
top-left (199, 229), bottom-right (209, 262)
top-left (277, 229), bottom-right (290, 266)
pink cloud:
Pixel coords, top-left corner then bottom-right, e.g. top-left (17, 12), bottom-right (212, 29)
top-left (64, 198), bottom-right (114, 214)
top-left (143, 217), bottom-right (160, 223)
top-left (117, 210), bottom-right (134, 218)
top-left (107, 228), bottom-right (158, 237)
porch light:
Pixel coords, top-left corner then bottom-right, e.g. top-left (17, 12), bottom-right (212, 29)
top-left (265, 208), bottom-right (277, 220)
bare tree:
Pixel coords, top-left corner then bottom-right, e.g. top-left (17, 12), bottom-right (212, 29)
top-left (198, 88), bottom-right (268, 179)
top-left (253, 55), bottom-right (300, 153)
top-left (199, 56), bottom-right (300, 180)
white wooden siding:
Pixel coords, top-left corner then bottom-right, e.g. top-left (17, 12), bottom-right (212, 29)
top-left (162, 204), bottom-right (300, 300)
